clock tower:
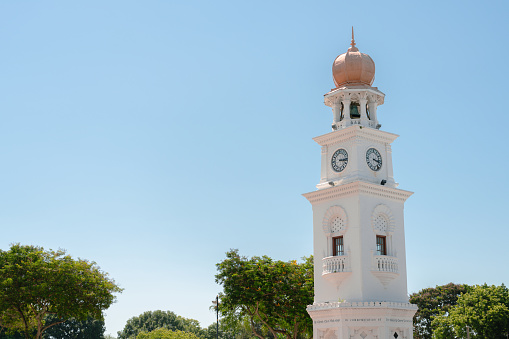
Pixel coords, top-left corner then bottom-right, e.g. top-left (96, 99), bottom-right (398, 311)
top-left (303, 31), bottom-right (417, 339)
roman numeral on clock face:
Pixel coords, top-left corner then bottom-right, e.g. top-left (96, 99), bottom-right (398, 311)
top-left (331, 149), bottom-right (348, 172)
top-left (366, 148), bottom-right (382, 171)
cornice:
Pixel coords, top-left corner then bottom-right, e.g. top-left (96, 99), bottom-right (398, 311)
top-left (307, 302), bottom-right (417, 320)
top-left (312, 125), bottom-right (399, 147)
top-left (324, 86), bottom-right (385, 99)
top-left (307, 301), bottom-right (418, 312)
top-left (302, 181), bottom-right (413, 205)
top-left (324, 87), bottom-right (385, 107)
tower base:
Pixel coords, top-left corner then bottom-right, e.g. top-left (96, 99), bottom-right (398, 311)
top-left (307, 301), bottom-right (417, 339)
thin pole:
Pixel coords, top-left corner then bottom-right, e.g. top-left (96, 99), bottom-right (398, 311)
top-left (216, 295), bottom-right (219, 339)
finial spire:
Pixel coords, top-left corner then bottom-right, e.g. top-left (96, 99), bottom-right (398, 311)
top-left (351, 26), bottom-right (356, 48)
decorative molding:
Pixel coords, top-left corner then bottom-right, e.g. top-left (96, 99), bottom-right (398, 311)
top-left (307, 301), bottom-right (418, 312)
top-left (303, 181), bottom-right (413, 205)
top-left (350, 328), bottom-right (377, 339)
top-left (371, 204), bottom-right (395, 235)
top-left (313, 125), bottom-right (398, 147)
top-left (318, 328), bottom-right (337, 339)
top-left (323, 205), bottom-right (348, 235)
top-left (324, 87), bottom-right (385, 108)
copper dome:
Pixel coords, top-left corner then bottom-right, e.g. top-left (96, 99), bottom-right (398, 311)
top-left (332, 33), bottom-right (375, 88)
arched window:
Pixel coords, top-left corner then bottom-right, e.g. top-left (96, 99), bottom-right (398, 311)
top-left (371, 204), bottom-right (395, 257)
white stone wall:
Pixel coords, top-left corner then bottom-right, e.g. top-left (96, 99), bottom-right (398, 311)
top-left (306, 182), bottom-right (411, 304)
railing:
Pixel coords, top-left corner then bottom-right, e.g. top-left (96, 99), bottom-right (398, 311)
top-left (372, 255), bottom-right (398, 273)
top-left (334, 119), bottom-right (377, 130)
top-left (322, 255), bottom-right (350, 274)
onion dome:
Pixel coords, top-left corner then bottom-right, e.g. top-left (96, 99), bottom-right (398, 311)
top-left (332, 29), bottom-right (375, 87)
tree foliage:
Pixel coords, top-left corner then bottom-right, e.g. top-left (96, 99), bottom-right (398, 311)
top-left (0, 244), bottom-right (122, 339)
top-left (204, 316), bottom-right (270, 339)
top-left (409, 283), bottom-right (470, 339)
top-left (0, 317), bottom-right (104, 339)
top-left (117, 311), bottom-right (204, 339)
top-left (136, 329), bottom-right (202, 339)
top-left (215, 250), bottom-right (313, 339)
top-left (42, 316), bottom-right (106, 339)
top-left (0, 330), bottom-right (25, 339)
top-left (432, 284), bottom-right (509, 339)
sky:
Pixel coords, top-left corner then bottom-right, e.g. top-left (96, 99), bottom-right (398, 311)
top-left (1, 0), bottom-right (509, 336)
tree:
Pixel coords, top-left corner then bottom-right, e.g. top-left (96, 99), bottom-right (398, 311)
top-left (117, 311), bottom-right (204, 339)
top-left (0, 317), bottom-right (104, 339)
top-left (215, 250), bottom-right (313, 339)
top-left (203, 316), bottom-right (270, 339)
top-left (432, 284), bottom-right (509, 339)
top-left (0, 330), bottom-right (25, 339)
top-left (42, 316), bottom-right (106, 339)
top-left (409, 283), bottom-right (470, 339)
top-left (136, 329), bottom-right (202, 339)
top-left (0, 244), bottom-right (122, 339)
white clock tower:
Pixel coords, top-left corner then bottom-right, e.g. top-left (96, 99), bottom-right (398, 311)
top-left (303, 32), bottom-right (417, 339)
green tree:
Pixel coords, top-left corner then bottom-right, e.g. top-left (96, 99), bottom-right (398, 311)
top-left (0, 244), bottom-right (122, 339)
top-left (409, 283), bottom-right (470, 339)
top-left (0, 330), bottom-right (25, 339)
top-left (204, 316), bottom-right (270, 339)
top-left (0, 317), bottom-right (105, 339)
top-left (136, 329), bottom-right (202, 339)
top-left (117, 311), bottom-right (204, 339)
top-left (432, 284), bottom-right (509, 339)
top-left (42, 316), bottom-right (106, 339)
top-left (215, 250), bottom-right (313, 339)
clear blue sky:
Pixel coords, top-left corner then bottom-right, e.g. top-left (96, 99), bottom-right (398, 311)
top-left (1, 0), bottom-right (508, 336)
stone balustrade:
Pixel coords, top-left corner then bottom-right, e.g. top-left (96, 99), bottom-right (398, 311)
top-left (373, 255), bottom-right (398, 273)
top-left (371, 255), bottom-right (399, 287)
top-left (322, 255), bottom-right (350, 275)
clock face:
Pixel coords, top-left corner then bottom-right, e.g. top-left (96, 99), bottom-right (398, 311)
top-left (366, 148), bottom-right (382, 171)
top-left (331, 149), bottom-right (348, 172)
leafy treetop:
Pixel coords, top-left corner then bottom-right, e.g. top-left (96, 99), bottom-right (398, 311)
top-left (409, 282), bottom-right (470, 339)
top-left (215, 250), bottom-right (313, 339)
top-left (117, 311), bottom-right (204, 339)
top-left (432, 284), bottom-right (509, 339)
top-left (0, 244), bottom-right (122, 339)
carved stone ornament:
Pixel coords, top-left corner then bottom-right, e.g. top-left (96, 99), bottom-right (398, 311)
top-left (319, 328), bottom-right (337, 339)
top-left (349, 328), bottom-right (378, 339)
top-left (323, 205), bottom-right (348, 235)
top-left (371, 204), bottom-right (395, 235)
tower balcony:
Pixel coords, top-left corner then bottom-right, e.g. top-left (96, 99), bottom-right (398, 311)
top-left (371, 255), bottom-right (399, 287)
top-left (322, 255), bottom-right (352, 286)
